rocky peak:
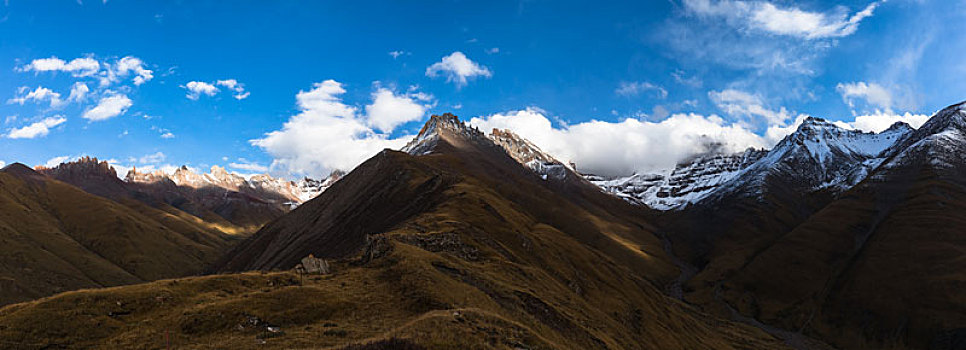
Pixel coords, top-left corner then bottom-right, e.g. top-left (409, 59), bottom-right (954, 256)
top-left (401, 113), bottom-right (488, 156)
top-left (488, 128), bottom-right (559, 165)
top-left (35, 156), bottom-right (118, 180)
top-left (884, 121), bottom-right (913, 134)
top-left (876, 101), bottom-right (966, 174)
top-left (488, 128), bottom-right (572, 181)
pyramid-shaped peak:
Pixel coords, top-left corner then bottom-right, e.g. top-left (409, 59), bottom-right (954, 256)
top-left (402, 113), bottom-right (488, 155)
top-left (915, 100), bottom-right (966, 135)
top-left (2, 162), bottom-right (47, 182)
top-left (884, 121), bottom-right (913, 133)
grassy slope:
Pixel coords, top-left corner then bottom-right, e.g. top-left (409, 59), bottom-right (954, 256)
top-left (0, 168), bottom-right (234, 306)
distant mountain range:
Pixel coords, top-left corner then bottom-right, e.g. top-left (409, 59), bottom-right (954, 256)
top-left (1, 105), bottom-right (965, 349)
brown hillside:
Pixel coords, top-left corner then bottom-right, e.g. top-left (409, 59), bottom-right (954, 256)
top-left (0, 163), bottom-right (233, 306)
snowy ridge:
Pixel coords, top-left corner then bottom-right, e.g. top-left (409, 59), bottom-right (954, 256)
top-left (704, 117), bottom-right (911, 205)
top-left (875, 101), bottom-right (966, 176)
top-left (488, 128), bottom-right (571, 180)
top-left (588, 116), bottom-right (914, 210)
top-left (589, 148), bottom-right (767, 209)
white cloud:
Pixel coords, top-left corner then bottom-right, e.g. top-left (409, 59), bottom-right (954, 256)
top-left (709, 89), bottom-right (791, 126)
top-left (486, 47), bottom-right (500, 54)
top-left (138, 151), bottom-right (165, 164)
top-left (616, 81), bottom-right (668, 99)
top-left (7, 86), bottom-right (64, 108)
top-left (836, 81), bottom-right (893, 110)
top-left (468, 108), bottom-right (772, 176)
top-left (839, 112), bottom-right (930, 133)
top-left (229, 160), bottom-right (269, 173)
top-left (68, 82), bottom-right (89, 102)
top-left (184, 81), bottom-right (219, 100)
top-left (251, 80), bottom-right (416, 177)
top-left (683, 0), bottom-right (883, 39)
top-left (160, 132), bottom-right (175, 139)
top-left (184, 79), bottom-right (248, 100)
top-left (20, 57), bottom-right (100, 77)
top-left (364, 87), bottom-right (430, 132)
top-left (114, 56), bottom-right (154, 85)
top-left (216, 79), bottom-right (249, 100)
top-left (426, 51), bottom-right (492, 87)
top-left (6, 116), bottom-right (67, 139)
top-left (0, 161), bottom-right (5, 168)
top-left (82, 94), bottom-right (132, 121)
top-left (43, 156), bottom-right (70, 168)
top-left (19, 55), bottom-right (155, 88)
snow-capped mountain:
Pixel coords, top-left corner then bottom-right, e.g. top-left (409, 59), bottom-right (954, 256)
top-left (588, 117), bottom-right (913, 210)
top-left (708, 117), bottom-right (911, 201)
top-left (875, 101), bottom-right (966, 177)
top-left (589, 148), bottom-right (767, 210)
top-left (125, 165), bottom-right (337, 204)
top-left (291, 170), bottom-right (344, 203)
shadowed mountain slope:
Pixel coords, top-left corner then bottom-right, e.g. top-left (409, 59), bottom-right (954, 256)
top-left (37, 157), bottom-right (291, 232)
top-left (0, 163), bottom-right (232, 306)
top-left (651, 103), bottom-right (966, 349)
top-left (716, 102), bottom-right (966, 349)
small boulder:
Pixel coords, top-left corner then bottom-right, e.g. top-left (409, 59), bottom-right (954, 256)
top-left (298, 254), bottom-right (331, 275)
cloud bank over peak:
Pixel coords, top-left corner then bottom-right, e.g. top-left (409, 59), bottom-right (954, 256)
top-left (251, 80), bottom-right (431, 178)
top-left (469, 108), bottom-right (771, 176)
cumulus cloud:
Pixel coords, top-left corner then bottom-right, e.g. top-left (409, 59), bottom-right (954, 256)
top-left (113, 56), bottom-right (154, 85)
top-left (365, 87), bottom-right (431, 132)
top-left (6, 116), bottom-right (67, 139)
top-left (21, 55), bottom-right (153, 87)
top-left (426, 51), bottom-right (492, 87)
top-left (0, 160), bottom-right (5, 168)
top-left (7, 86), bottom-right (64, 108)
top-left (836, 81), bottom-right (893, 110)
top-left (216, 79), bottom-right (250, 100)
top-left (468, 108), bottom-right (773, 176)
top-left (68, 82), bottom-right (90, 102)
top-left (683, 0), bottom-right (883, 39)
top-left (20, 57), bottom-right (100, 77)
top-left (82, 94), bottom-right (132, 121)
top-left (184, 79), bottom-right (249, 100)
top-left (251, 80), bottom-right (425, 177)
top-left (709, 88), bottom-right (791, 126)
top-left (184, 81), bottom-right (219, 100)
top-left (616, 81), bottom-right (668, 99)
top-left (838, 111), bottom-right (930, 133)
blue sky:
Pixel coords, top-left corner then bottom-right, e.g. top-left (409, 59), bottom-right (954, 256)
top-left (2, 0), bottom-right (965, 178)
